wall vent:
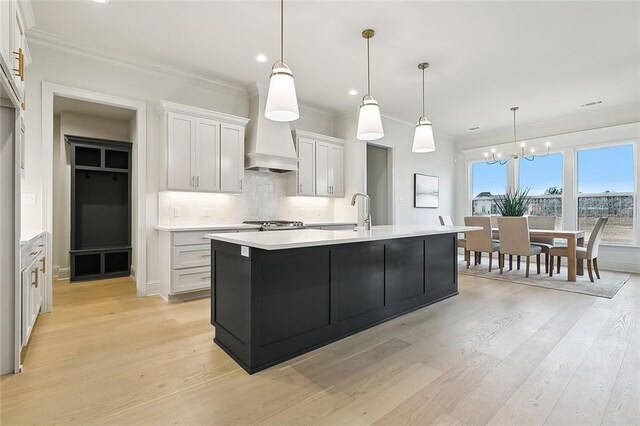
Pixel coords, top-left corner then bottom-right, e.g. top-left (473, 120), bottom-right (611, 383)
top-left (580, 100), bottom-right (603, 107)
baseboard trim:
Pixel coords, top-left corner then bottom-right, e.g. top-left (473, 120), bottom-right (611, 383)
top-left (598, 260), bottom-right (640, 274)
top-left (53, 266), bottom-right (69, 279)
top-left (145, 280), bottom-right (159, 296)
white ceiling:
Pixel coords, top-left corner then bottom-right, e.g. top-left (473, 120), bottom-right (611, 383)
top-left (31, 1), bottom-right (640, 138)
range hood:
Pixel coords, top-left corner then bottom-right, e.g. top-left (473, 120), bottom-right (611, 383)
top-left (245, 83), bottom-right (298, 172)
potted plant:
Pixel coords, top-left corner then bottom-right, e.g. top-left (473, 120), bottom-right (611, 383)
top-left (495, 187), bottom-right (530, 216)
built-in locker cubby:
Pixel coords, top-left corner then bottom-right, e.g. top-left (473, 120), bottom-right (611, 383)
top-left (66, 135), bottom-right (132, 282)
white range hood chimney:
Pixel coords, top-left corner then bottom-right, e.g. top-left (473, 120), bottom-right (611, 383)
top-left (245, 83), bottom-right (298, 172)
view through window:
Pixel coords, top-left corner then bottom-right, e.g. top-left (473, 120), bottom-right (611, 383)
top-left (577, 144), bottom-right (635, 244)
top-left (519, 153), bottom-right (563, 228)
top-left (471, 162), bottom-right (507, 215)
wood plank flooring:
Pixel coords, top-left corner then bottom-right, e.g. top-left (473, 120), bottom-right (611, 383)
top-left (1, 273), bottom-right (638, 425)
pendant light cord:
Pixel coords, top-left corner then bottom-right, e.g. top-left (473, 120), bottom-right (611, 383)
top-left (280, 0), bottom-right (284, 63)
top-left (422, 67), bottom-right (425, 117)
top-left (513, 108), bottom-right (517, 143)
top-left (366, 37), bottom-right (371, 96)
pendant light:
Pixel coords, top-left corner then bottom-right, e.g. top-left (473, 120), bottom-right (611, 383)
top-left (265, 0), bottom-right (299, 122)
top-left (356, 29), bottom-right (384, 141)
top-left (412, 62), bottom-right (435, 153)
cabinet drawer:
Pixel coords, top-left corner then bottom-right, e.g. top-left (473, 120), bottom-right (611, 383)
top-left (172, 266), bottom-right (211, 294)
top-left (173, 244), bottom-right (211, 269)
top-left (172, 229), bottom-right (241, 246)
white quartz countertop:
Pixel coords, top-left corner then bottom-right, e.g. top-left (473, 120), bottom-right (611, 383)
top-left (305, 221), bottom-right (357, 227)
top-left (156, 224), bottom-right (262, 232)
top-left (205, 225), bottom-right (481, 250)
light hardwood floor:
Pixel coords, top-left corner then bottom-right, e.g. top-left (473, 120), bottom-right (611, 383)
top-left (1, 273), bottom-right (639, 425)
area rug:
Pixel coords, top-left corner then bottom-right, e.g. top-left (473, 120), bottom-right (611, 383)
top-left (458, 257), bottom-right (630, 299)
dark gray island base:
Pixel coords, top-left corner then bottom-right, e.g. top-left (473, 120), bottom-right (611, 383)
top-left (210, 232), bottom-right (459, 374)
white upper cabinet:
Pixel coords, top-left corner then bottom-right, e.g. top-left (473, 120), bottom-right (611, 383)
top-left (0, 0), bottom-right (32, 108)
top-left (288, 130), bottom-right (345, 198)
top-left (329, 144), bottom-right (344, 197)
top-left (167, 112), bottom-right (195, 190)
top-left (194, 118), bottom-right (219, 192)
top-left (297, 138), bottom-right (315, 196)
top-left (315, 142), bottom-right (330, 196)
top-left (220, 123), bottom-right (244, 193)
top-left (161, 101), bottom-right (249, 194)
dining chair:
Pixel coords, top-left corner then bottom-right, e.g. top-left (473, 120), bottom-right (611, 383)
top-left (549, 217), bottom-right (608, 282)
top-left (464, 216), bottom-right (499, 271)
top-left (497, 216), bottom-right (542, 277)
top-left (439, 215), bottom-right (468, 262)
top-left (528, 216), bottom-right (556, 274)
top-left (490, 215), bottom-right (500, 240)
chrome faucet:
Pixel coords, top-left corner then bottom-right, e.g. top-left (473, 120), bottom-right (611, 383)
top-left (350, 192), bottom-right (372, 231)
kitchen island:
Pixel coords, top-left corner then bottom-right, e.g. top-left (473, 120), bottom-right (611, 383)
top-left (206, 225), bottom-right (479, 374)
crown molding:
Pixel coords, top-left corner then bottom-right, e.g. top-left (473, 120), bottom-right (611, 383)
top-left (26, 29), bottom-right (247, 97)
top-left (18, 0), bottom-right (36, 29)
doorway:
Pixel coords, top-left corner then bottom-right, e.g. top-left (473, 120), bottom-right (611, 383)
top-left (41, 83), bottom-right (147, 314)
top-left (366, 144), bottom-right (393, 226)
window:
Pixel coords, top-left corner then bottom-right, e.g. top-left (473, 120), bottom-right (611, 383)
top-left (519, 153), bottom-right (563, 228)
top-left (471, 161), bottom-right (507, 215)
top-left (577, 144), bottom-right (635, 245)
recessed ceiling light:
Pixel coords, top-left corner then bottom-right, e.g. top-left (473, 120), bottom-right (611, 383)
top-left (94, 0), bottom-right (107, 3)
top-left (348, 89), bottom-right (358, 96)
top-left (255, 54), bottom-right (267, 63)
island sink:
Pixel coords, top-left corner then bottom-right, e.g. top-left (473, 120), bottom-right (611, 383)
top-left (206, 225), bottom-right (478, 374)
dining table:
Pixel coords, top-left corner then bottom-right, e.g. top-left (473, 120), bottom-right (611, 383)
top-left (489, 228), bottom-right (586, 282)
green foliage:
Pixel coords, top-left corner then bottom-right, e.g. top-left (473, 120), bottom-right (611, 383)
top-left (496, 187), bottom-right (531, 217)
top-left (544, 186), bottom-right (563, 195)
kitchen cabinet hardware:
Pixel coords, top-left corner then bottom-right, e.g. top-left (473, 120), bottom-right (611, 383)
top-left (40, 257), bottom-right (46, 274)
top-left (201, 276), bottom-right (211, 280)
top-left (13, 48), bottom-right (24, 81)
top-left (31, 268), bottom-right (38, 288)
top-left (196, 176), bottom-right (200, 188)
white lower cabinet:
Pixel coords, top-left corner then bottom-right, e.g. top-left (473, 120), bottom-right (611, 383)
top-left (158, 227), bottom-right (254, 301)
top-left (288, 130), bottom-right (345, 197)
top-left (20, 233), bottom-right (45, 349)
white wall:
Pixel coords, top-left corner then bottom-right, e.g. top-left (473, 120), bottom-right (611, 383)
top-left (334, 112), bottom-right (457, 226)
top-left (52, 112), bottom-right (132, 278)
top-left (23, 39), bottom-right (341, 293)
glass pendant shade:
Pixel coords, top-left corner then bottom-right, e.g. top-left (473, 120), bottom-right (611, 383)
top-left (412, 116), bottom-right (435, 153)
top-left (265, 63), bottom-right (299, 122)
top-left (357, 96), bottom-right (384, 141)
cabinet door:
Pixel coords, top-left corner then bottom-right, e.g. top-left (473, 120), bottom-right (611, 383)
top-left (0, 0), bottom-right (14, 74)
top-left (220, 123), bottom-right (244, 193)
top-left (297, 138), bottom-right (315, 195)
top-left (12, 9), bottom-right (24, 95)
top-left (194, 118), bottom-right (219, 191)
top-left (315, 142), bottom-right (330, 196)
top-left (329, 145), bottom-right (344, 197)
top-left (167, 112), bottom-right (195, 190)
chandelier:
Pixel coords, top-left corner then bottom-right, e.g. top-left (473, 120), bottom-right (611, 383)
top-left (484, 107), bottom-right (550, 165)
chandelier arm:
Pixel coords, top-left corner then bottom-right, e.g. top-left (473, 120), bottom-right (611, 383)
top-left (366, 37), bottom-right (370, 96)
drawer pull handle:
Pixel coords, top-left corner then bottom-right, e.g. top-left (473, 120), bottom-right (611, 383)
top-left (200, 276), bottom-right (211, 280)
top-left (29, 251), bottom-right (38, 256)
top-left (201, 254), bottom-right (211, 257)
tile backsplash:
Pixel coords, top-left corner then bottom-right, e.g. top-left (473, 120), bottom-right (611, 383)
top-left (158, 171), bottom-right (336, 226)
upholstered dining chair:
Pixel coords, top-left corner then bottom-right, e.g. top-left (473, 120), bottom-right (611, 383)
top-left (464, 216), bottom-right (499, 271)
top-left (528, 216), bottom-right (556, 274)
top-left (439, 215), bottom-right (468, 261)
top-left (549, 217), bottom-right (608, 282)
top-left (497, 216), bottom-right (542, 278)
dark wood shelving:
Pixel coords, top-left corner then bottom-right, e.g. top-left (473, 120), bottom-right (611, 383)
top-left (66, 135), bottom-right (132, 282)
